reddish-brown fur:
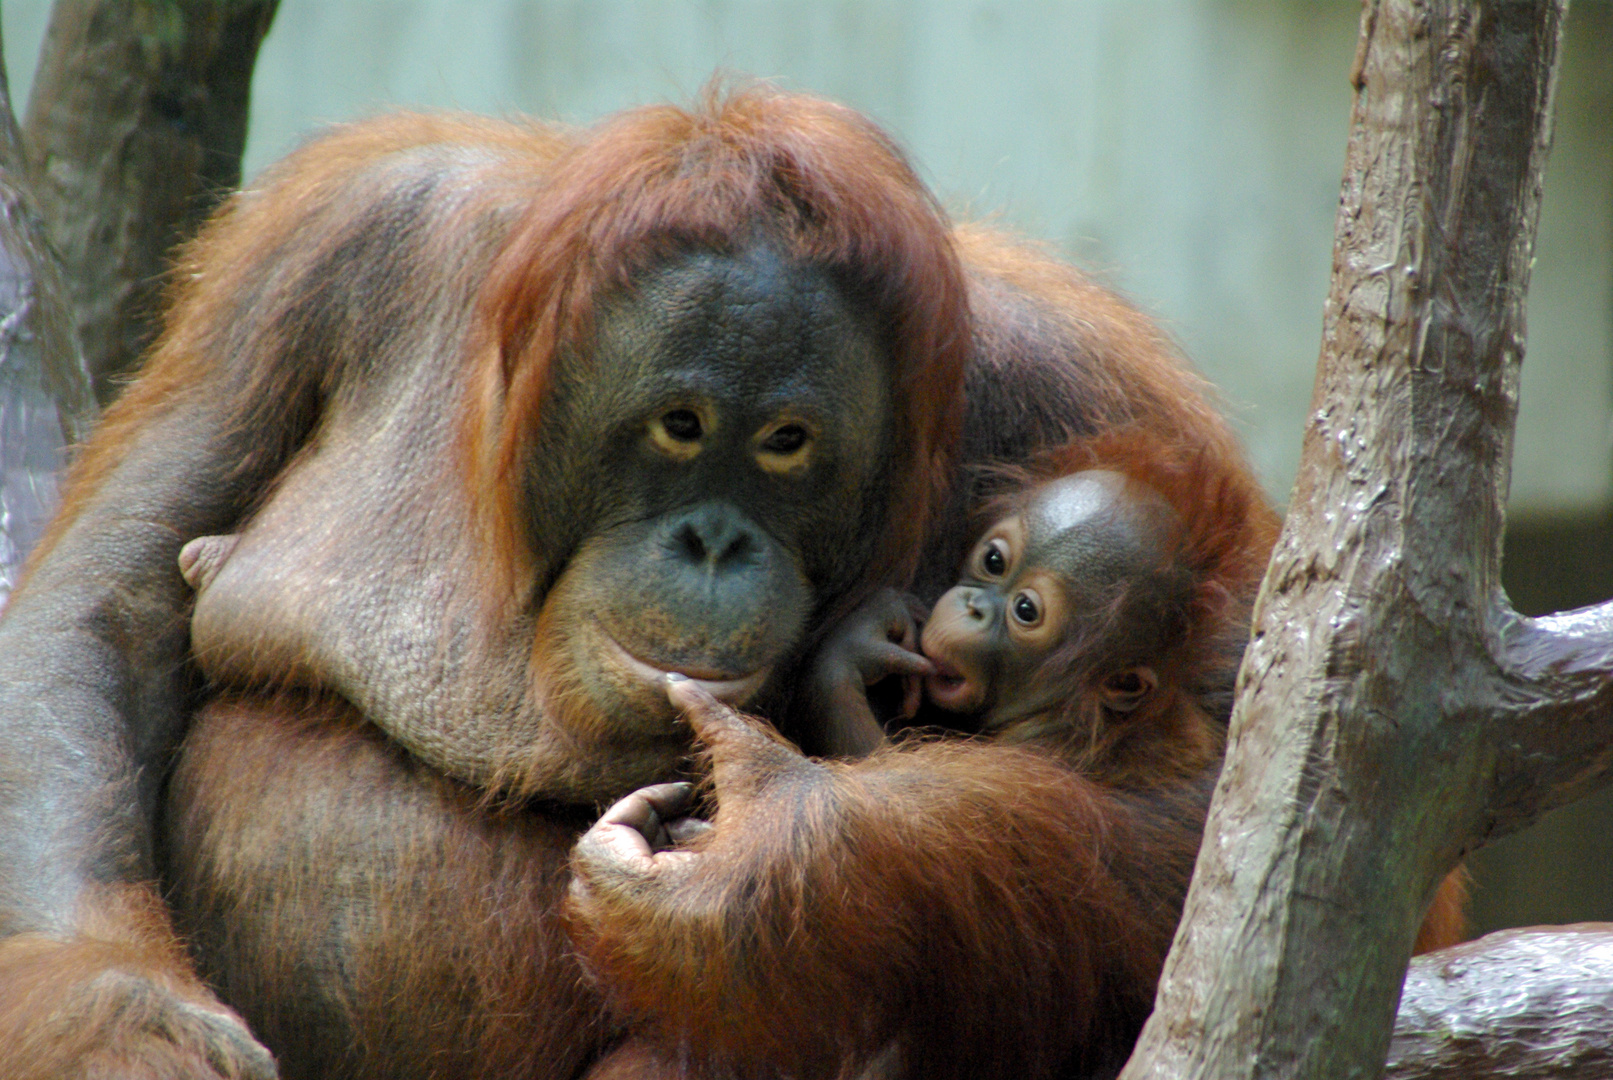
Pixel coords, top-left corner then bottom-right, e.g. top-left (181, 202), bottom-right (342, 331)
top-left (24, 112), bottom-right (571, 582)
top-left (566, 431), bottom-right (1464, 1080)
top-left (165, 696), bottom-right (611, 1079)
top-left (0, 887), bottom-right (269, 1080)
top-left (0, 86), bottom-right (1462, 1080)
top-left (569, 697), bottom-right (1217, 1080)
top-left (1417, 870), bottom-right (1471, 954)
top-left (466, 87), bottom-right (969, 619)
top-left (566, 432), bottom-right (1277, 1080)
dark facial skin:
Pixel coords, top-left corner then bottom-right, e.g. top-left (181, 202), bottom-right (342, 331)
top-left (921, 470), bottom-right (1179, 730)
top-left (530, 245), bottom-right (892, 729)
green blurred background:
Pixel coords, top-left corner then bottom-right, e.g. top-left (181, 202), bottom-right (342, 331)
top-left (5, 0), bottom-right (1607, 933)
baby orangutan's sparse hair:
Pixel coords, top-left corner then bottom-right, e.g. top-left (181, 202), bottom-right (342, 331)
top-left (919, 428), bottom-right (1278, 787)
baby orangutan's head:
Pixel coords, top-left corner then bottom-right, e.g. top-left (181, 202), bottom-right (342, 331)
top-left (921, 469), bottom-right (1191, 734)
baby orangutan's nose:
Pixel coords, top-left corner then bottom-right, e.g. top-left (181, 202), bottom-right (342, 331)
top-left (962, 587), bottom-right (995, 623)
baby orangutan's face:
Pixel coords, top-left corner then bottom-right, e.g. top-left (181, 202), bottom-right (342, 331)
top-left (921, 511), bottom-right (1071, 719)
top-left (920, 470), bottom-right (1173, 726)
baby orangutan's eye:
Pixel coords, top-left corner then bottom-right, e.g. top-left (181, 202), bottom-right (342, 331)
top-left (981, 542), bottom-right (1007, 577)
top-left (1011, 592), bottom-right (1041, 626)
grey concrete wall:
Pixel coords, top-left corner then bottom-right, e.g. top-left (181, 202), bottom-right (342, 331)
top-left (2, 0), bottom-right (1608, 514)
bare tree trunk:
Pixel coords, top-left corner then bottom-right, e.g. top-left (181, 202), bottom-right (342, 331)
top-left (1118, 3), bottom-right (1613, 1077)
top-left (22, 0), bottom-right (278, 404)
top-left (0, 18), bottom-right (92, 607)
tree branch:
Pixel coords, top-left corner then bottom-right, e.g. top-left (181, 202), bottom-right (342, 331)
top-left (1488, 600), bottom-right (1613, 838)
top-left (1387, 925), bottom-right (1613, 1080)
top-left (22, 0), bottom-right (279, 403)
top-left (1119, 3), bottom-right (1584, 1077)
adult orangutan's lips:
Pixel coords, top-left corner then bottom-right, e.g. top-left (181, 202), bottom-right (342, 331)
top-left (601, 631), bottom-right (771, 705)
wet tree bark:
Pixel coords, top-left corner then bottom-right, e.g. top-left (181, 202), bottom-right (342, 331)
top-left (21, 0), bottom-right (278, 403)
top-left (1118, 2), bottom-right (1613, 1078)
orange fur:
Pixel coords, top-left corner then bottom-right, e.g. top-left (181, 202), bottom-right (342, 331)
top-left (1415, 868), bottom-right (1471, 954)
top-left (466, 84), bottom-right (970, 622)
top-left (0, 886), bottom-right (259, 1080)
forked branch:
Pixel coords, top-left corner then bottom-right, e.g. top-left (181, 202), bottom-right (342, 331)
top-left (1118, 3), bottom-right (1605, 1078)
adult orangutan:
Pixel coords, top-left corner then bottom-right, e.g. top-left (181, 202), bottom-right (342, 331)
top-left (0, 88), bottom-right (1428, 1078)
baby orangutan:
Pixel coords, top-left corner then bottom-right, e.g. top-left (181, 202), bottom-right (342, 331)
top-left (807, 448), bottom-right (1243, 791)
top-left (566, 433), bottom-right (1279, 1079)
top-left (924, 470), bottom-right (1197, 755)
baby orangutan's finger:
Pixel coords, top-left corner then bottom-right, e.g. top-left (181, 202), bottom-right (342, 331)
top-left (860, 642), bottom-right (935, 684)
top-left (900, 673), bottom-right (923, 723)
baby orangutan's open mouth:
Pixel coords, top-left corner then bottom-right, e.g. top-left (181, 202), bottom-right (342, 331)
top-left (924, 655), bottom-right (983, 714)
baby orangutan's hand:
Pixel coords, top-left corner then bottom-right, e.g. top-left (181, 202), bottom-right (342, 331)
top-left (807, 587), bottom-right (933, 757)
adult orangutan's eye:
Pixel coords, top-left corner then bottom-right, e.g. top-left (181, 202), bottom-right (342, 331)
top-left (981, 542), bottom-right (1007, 577)
top-left (662, 410), bottom-right (703, 442)
top-left (649, 408), bottom-right (709, 460)
top-left (1011, 592), bottom-right (1041, 627)
top-left (755, 420), bottom-right (815, 475)
top-left (761, 424), bottom-right (808, 454)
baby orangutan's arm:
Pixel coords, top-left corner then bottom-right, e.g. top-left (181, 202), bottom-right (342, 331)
top-left (804, 587), bottom-right (933, 757)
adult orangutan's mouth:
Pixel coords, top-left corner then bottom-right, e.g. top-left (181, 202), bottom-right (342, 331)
top-left (601, 631), bottom-right (771, 705)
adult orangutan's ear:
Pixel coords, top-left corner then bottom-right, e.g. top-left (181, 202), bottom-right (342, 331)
top-left (1100, 666), bottom-right (1158, 714)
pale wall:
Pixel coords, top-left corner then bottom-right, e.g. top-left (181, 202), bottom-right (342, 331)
top-left (3, 0), bottom-right (1608, 514)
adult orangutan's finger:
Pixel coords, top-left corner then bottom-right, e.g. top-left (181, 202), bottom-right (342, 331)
top-left (579, 782), bottom-right (696, 869)
top-left (666, 675), bottom-right (812, 794)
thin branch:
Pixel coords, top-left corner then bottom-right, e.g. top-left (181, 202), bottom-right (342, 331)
top-left (0, 12), bottom-right (92, 605)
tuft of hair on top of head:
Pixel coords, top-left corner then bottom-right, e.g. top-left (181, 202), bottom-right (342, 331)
top-left (463, 79), bottom-right (971, 615)
top-left (1006, 426), bottom-right (1279, 721)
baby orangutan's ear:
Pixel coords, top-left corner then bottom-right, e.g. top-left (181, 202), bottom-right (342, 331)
top-left (1100, 667), bottom-right (1158, 714)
